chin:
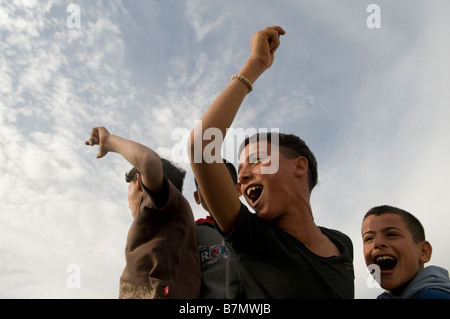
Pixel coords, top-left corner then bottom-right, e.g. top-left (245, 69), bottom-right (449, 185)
top-left (380, 277), bottom-right (401, 292)
top-left (254, 208), bottom-right (277, 222)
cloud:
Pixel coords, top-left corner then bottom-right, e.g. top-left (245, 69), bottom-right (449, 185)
top-left (185, 0), bottom-right (229, 42)
top-left (1, 0), bottom-right (449, 300)
top-left (0, 0), bottom-right (136, 298)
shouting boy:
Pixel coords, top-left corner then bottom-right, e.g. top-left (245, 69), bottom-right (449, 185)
top-left (362, 205), bottom-right (450, 299)
top-left (188, 26), bottom-right (354, 298)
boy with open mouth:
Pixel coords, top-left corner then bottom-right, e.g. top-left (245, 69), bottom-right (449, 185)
top-left (362, 205), bottom-right (450, 299)
top-left (189, 26), bottom-right (354, 298)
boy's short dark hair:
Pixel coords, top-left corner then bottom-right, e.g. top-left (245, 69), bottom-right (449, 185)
top-left (239, 132), bottom-right (318, 192)
top-left (363, 205), bottom-right (426, 243)
top-left (194, 159), bottom-right (238, 189)
top-left (125, 158), bottom-right (187, 193)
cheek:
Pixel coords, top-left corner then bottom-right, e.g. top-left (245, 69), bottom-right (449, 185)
top-left (127, 186), bottom-right (133, 201)
top-left (128, 183), bottom-right (138, 202)
top-left (362, 244), bottom-right (373, 264)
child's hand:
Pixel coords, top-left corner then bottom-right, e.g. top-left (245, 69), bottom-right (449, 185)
top-left (249, 26), bottom-right (285, 72)
top-left (85, 126), bottom-right (111, 159)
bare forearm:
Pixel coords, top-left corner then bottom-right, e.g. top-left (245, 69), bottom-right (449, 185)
top-left (107, 134), bottom-right (163, 191)
top-left (188, 26), bottom-right (285, 234)
top-left (86, 126), bottom-right (164, 191)
top-left (189, 60), bottom-right (264, 154)
top-left (187, 62), bottom-right (265, 233)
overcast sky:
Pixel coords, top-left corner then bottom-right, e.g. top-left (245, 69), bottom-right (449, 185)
top-left (1, 0), bottom-right (449, 299)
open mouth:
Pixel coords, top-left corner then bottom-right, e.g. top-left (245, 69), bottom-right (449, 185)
top-left (246, 185), bottom-right (263, 205)
top-left (374, 255), bottom-right (398, 272)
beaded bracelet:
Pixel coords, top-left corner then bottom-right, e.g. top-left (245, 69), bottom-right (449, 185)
top-left (231, 74), bottom-right (253, 93)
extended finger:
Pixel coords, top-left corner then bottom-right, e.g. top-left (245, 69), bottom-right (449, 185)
top-left (264, 26), bottom-right (286, 35)
top-left (85, 136), bottom-right (99, 146)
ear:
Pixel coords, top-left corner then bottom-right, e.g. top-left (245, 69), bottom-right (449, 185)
top-left (419, 241), bottom-right (433, 264)
top-left (135, 173), bottom-right (143, 191)
top-left (294, 156), bottom-right (309, 177)
top-left (193, 191), bottom-right (201, 205)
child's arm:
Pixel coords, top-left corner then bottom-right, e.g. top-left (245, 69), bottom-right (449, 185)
top-left (188, 26), bottom-right (285, 235)
top-left (86, 127), bottom-right (163, 193)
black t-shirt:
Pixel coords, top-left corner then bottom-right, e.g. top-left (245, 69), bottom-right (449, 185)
top-left (219, 204), bottom-right (355, 299)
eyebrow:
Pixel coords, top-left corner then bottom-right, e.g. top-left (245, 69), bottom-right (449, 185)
top-left (362, 226), bottom-right (403, 237)
top-left (361, 230), bottom-right (374, 237)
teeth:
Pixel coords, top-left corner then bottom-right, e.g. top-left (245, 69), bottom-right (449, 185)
top-left (375, 255), bottom-right (396, 263)
top-left (246, 185), bottom-right (263, 197)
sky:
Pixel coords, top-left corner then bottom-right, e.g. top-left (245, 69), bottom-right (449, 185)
top-left (1, 0), bottom-right (449, 299)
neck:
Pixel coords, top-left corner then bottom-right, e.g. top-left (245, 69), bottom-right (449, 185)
top-left (275, 192), bottom-right (316, 240)
top-left (276, 194), bottom-right (340, 257)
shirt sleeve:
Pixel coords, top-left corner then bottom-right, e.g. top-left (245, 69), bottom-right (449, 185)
top-left (215, 204), bottom-right (249, 237)
top-left (140, 175), bottom-right (170, 209)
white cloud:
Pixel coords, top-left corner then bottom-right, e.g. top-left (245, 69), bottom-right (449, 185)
top-left (1, 0), bottom-right (449, 300)
top-left (0, 0), bottom-right (136, 298)
top-left (185, 0), bottom-right (229, 42)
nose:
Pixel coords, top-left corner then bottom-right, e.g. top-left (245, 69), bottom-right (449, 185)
top-left (237, 163), bottom-right (253, 185)
top-left (373, 235), bottom-right (388, 249)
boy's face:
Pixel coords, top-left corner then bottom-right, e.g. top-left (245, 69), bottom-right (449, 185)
top-left (362, 213), bottom-right (431, 292)
top-left (238, 141), bottom-right (307, 221)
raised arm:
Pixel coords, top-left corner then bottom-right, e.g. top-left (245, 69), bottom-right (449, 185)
top-left (188, 26), bottom-right (285, 235)
top-left (85, 127), bottom-right (163, 193)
